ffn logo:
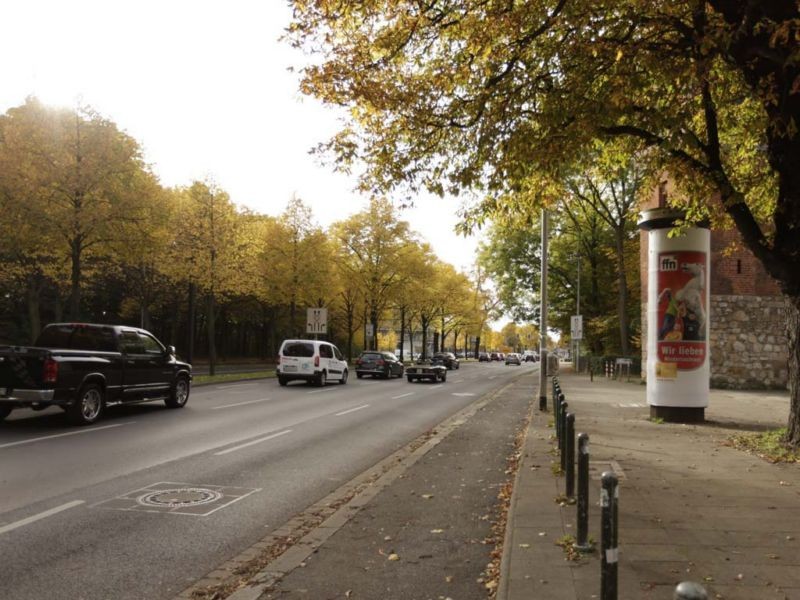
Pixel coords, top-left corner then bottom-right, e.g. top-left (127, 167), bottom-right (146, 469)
top-left (660, 255), bottom-right (678, 271)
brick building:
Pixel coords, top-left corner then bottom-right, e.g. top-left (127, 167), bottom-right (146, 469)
top-left (640, 181), bottom-right (788, 389)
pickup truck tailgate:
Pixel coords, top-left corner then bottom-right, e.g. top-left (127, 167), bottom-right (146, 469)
top-left (0, 346), bottom-right (51, 390)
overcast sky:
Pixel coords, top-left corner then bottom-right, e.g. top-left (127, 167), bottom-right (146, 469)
top-left (0, 0), bottom-right (484, 273)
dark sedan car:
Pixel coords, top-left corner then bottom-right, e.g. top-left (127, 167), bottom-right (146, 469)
top-left (478, 352), bottom-right (490, 362)
top-left (355, 351), bottom-right (404, 379)
top-left (432, 352), bottom-right (460, 370)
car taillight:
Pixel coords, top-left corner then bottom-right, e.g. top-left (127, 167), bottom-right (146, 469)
top-left (376, 359), bottom-right (385, 366)
top-left (43, 358), bottom-right (58, 384)
top-left (314, 355), bottom-right (320, 367)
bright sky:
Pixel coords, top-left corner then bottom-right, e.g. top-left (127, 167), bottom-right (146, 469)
top-left (0, 0), bottom-right (483, 273)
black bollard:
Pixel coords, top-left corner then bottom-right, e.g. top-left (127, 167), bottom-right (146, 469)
top-left (555, 392), bottom-right (563, 440)
top-left (673, 582), bottom-right (708, 600)
top-left (559, 401), bottom-right (569, 472)
top-left (565, 413), bottom-right (576, 498)
top-left (575, 433), bottom-right (591, 551)
top-left (601, 472), bottom-right (619, 600)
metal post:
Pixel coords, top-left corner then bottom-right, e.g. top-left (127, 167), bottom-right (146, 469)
top-left (559, 401), bottom-right (569, 472)
top-left (565, 413), bottom-right (576, 498)
top-left (555, 392), bottom-right (563, 441)
top-left (576, 255), bottom-right (580, 373)
top-left (575, 433), bottom-right (591, 551)
top-left (601, 472), bottom-right (619, 600)
top-left (538, 209), bottom-right (549, 411)
top-left (673, 582), bottom-right (708, 600)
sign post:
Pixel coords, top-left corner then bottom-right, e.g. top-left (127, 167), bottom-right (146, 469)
top-left (571, 315), bottom-right (583, 371)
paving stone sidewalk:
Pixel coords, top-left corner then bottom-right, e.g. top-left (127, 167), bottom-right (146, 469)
top-left (499, 369), bottom-right (800, 600)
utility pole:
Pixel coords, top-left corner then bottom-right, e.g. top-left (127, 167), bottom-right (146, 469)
top-left (539, 209), bottom-right (549, 411)
top-left (576, 254), bottom-right (581, 372)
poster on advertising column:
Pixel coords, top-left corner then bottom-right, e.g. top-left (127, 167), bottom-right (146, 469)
top-left (655, 250), bottom-right (707, 380)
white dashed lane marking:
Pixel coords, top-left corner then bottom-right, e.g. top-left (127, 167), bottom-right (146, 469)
top-left (212, 398), bottom-right (270, 410)
top-left (213, 430), bottom-right (293, 456)
top-left (335, 404), bottom-right (370, 417)
top-left (0, 422), bottom-right (135, 450)
top-left (0, 500), bottom-right (85, 536)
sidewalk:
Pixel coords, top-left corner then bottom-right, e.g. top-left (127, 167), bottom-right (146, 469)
top-left (500, 369), bottom-right (800, 600)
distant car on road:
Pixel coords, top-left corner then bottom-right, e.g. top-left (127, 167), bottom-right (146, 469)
top-left (505, 353), bottom-right (522, 365)
top-left (478, 352), bottom-right (490, 362)
top-left (489, 352), bottom-right (500, 361)
top-left (432, 352), bottom-right (460, 370)
top-left (355, 351), bottom-right (404, 379)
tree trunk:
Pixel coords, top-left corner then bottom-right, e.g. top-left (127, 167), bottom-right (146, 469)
top-left (370, 308), bottom-right (379, 351)
top-left (615, 229), bottom-right (631, 356)
top-left (187, 283), bottom-right (196, 364)
top-left (474, 335), bottom-right (481, 359)
top-left (69, 240), bottom-right (81, 320)
top-left (786, 296), bottom-right (800, 448)
top-left (399, 307), bottom-right (406, 362)
top-left (207, 292), bottom-right (217, 376)
top-left (27, 282), bottom-right (41, 344)
top-left (421, 315), bottom-right (430, 359)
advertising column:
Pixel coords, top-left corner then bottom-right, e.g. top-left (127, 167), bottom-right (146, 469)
top-left (639, 208), bottom-right (710, 422)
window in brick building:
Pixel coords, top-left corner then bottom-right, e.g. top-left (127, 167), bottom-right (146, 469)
top-left (737, 259), bottom-right (742, 274)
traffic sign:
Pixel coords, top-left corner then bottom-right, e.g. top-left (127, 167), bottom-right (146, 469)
top-left (571, 315), bottom-right (583, 340)
top-left (306, 307), bottom-right (328, 334)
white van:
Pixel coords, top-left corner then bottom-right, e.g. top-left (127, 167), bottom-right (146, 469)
top-left (276, 339), bottom-right (348, 387)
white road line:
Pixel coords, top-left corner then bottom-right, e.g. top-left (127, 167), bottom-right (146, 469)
top-left (214, 430), bottom-right (292, 456)
top-left (0, 500), bottom-right (85, 535)
top-left (217, 383), bottom-right (259, 390)
top-left (335, 404), bottom-right (370, 416)
top-left (0, 422), bottom-right (134, 450)
top-left (391, 392), bottom-right (415, 399)
top-left (307, 387), bottom-right (339, 395)
top-left (212, 398), bottom-right (270, 410)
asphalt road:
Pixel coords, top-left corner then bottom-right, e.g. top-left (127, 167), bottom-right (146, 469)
top-left (0, 361), bottom-right (534, 600)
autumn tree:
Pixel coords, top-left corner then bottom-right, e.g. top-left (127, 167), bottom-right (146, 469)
top-left (331, 198), bottom-right (419, 351)
top-left (0, 97), bottom-right (151, 320)
top-left (290, 1), bottom-right (800, 445)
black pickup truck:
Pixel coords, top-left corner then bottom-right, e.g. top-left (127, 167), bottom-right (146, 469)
top-left (0, 323), bottom-right (192, 425)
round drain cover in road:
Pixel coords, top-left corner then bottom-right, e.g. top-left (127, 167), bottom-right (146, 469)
top-left (137, 488), bottom-right (222, 508)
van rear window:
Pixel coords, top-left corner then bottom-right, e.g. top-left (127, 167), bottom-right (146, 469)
top-left (282, 342), bottom-right (315, 357)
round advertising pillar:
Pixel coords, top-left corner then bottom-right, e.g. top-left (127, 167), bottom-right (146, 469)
top-left (639, 208), bottom-right (710, 422)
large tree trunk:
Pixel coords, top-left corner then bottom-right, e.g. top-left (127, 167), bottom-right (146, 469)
top-left (474, 335), bottom-right (481, 359)
top-left (786, 296), bottom-right (800, 448)
top-left (615, 229), bottom-right (631, 356)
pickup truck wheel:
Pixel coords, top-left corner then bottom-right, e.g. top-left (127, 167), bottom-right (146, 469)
top-left (441, 371), bottom-right (447, 382)
top-left (165, 375), bottom-right (190, 408)
top-left (67, 383), bottom-right (104, 425)
top-left (0, 406), bottom-right (12, 421)
top-left (407, 375), bottom-right (414, 383)
top-left (356, 372), bottom-right (363, 379)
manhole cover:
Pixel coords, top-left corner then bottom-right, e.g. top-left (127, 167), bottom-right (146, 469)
top-left (137, 488), bottom-right (223, 508)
